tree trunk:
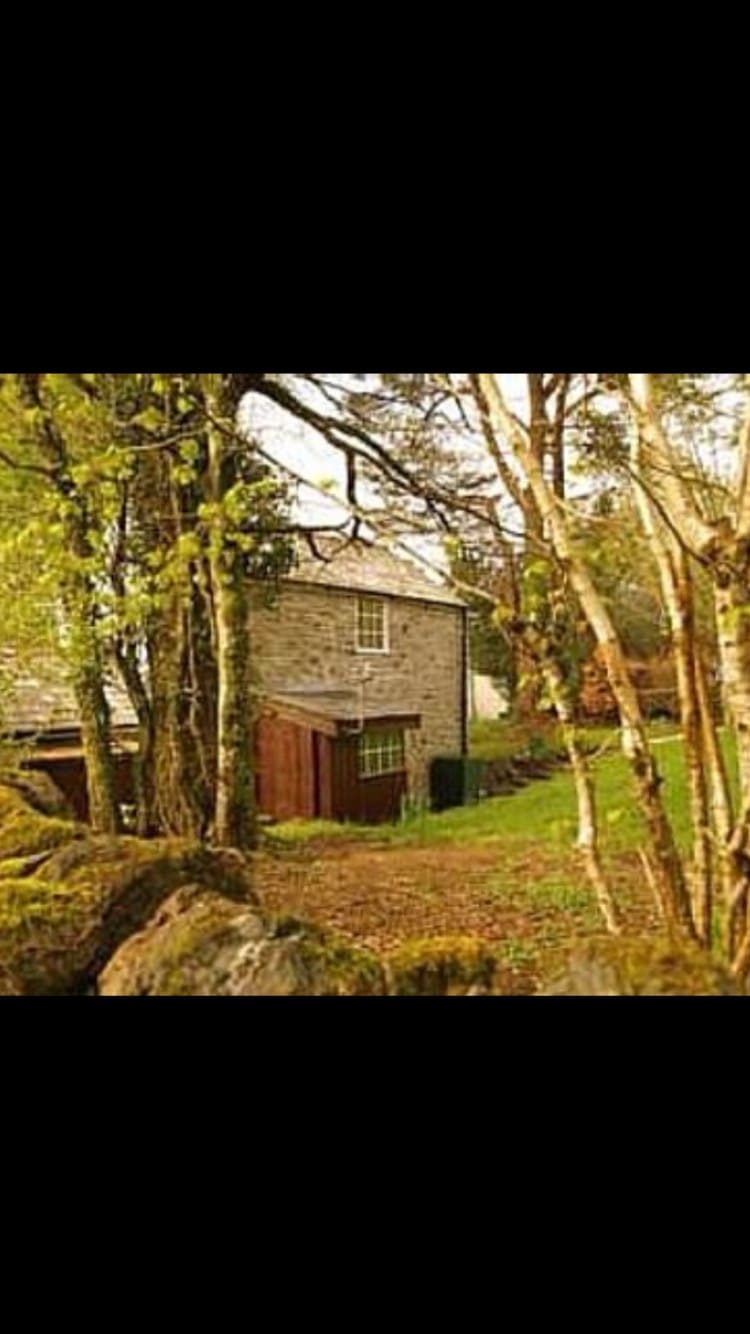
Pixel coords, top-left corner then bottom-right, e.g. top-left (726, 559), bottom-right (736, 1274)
top-left (129, 444), bottom-right (218, 840)
top-left (113, 643), bottom-right (155, 836)
top-left (694, 648), bottom-right (735, 951)
top-left (69, 640), bottom-right (120, 834)
top-left (62, 509), bottom-right (121, 835)
top-left (478, 373), bottom-right (695, 940)
top-left (543, 657), bottom-right (621, 935)
top-left (630, 468), bottom-right (711, 943)
top-left (14, 373), bottom-right (120, 835)
top-left (203, 376), bottom-right (256, 850)
top-left (714, 570), bottom-right (750, 960)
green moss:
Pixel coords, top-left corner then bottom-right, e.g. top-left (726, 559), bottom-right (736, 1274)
top-left (0, 769), bottom-right (73, 818)
top-left (544, 935), bottom-right (740, 996)
top-left (0, 857), bottom-right (36, 879)
top-left (0, 875), bottom-right (93, 930)
top-left (291, 933), bottom-right (386, 996)
top-left (146, 896), bottom-right (252, 976)
top-left (0, 875), bottom-right (97, 990)
top-left (0, 784), bottom-right (79, 860)
top-left (386, 936), bottom-right (501, 996)
top-left (0, 823), bottom-right (256, 993)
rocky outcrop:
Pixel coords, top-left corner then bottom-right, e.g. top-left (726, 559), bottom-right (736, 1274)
top-left (0, 771), bottom-right (257, 994)
top-left (540, 936), bottom-right (740, 996)
top-left (0, 834), bottom-right (255, 996)
top-left (98, 891), bottom-right (387, 996)
top-left (0, 776), bottom-right (385, 996)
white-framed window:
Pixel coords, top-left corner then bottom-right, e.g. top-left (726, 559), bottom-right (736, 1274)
top-left (358, 728), bottom-right (405, 778)
top-left (356, 596), bottom-right (388, 653)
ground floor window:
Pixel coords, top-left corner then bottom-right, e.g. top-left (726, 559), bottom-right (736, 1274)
top-left (358, 728), bottom-right (405, 778)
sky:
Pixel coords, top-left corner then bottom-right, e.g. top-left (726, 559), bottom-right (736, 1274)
top-left (238, 374), bottom-right (745, 587)
top-left (240, 374), bottom-right (531, 571)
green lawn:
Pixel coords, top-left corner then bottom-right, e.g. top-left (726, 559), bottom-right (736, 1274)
top-left (266, 725), bottom-right (739, 858)
top-left (261, 725), bottom-right (740, 986)
top-left (409, 726), bottom-right (736, 853)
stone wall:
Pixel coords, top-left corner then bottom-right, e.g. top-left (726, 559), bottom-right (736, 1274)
top-left (251, 584), bottom-right (466, 802)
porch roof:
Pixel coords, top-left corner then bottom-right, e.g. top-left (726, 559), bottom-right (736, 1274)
top-left (265, 688), bottom-right (421, 739)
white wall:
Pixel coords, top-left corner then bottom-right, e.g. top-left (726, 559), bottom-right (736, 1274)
top-left (471, 674), bottom-right (510, 719)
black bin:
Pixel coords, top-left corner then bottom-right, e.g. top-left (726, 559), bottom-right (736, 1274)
top-left (430, 756), bottom-right (484, 811)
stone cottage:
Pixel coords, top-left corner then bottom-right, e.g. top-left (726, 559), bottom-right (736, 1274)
top-left (0, 540), bottom-right (469, 824)
top-left (253, 540), bottom-right (469, 821)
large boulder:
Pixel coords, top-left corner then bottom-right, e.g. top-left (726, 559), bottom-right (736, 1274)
top-left (98, 891), bottom-right (387, 996)
top-left (540, 935), bottom-right (740, 996)
top-left (0, 831), bottom-right (255, 995)
top-left (0, 777), bottom-right (385, 996)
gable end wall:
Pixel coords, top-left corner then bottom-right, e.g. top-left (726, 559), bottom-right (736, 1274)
top-left (251, 585), bottom-right (465, 803)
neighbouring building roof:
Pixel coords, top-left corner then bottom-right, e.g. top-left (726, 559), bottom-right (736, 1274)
top-left (287, 537), bottom-right (466, 608)
top-left (0, 648), bottom-right (137, 741)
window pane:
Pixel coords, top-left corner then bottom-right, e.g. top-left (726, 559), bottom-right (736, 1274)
top-left (358, 597), bottom-right (386, 650)
top-left (358, 728), bottom-right (405, 778)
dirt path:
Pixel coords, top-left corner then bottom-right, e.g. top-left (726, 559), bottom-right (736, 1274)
top-left (254, 837), bottom-right (658, 992)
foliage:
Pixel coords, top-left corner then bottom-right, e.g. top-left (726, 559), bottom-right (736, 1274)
top-left (447, 541), bottom-right (516, 689)
top-left (0, 372), bottom-right (298, 840)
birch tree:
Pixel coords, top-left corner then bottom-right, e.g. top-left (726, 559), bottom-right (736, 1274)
top-left (474, 374), bottom-right (695, 938)
top-left (623, 373), bottom-right (750, 970)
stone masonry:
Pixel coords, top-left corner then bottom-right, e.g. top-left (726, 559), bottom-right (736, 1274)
top-left (250, 581), bottom-right (466, 803)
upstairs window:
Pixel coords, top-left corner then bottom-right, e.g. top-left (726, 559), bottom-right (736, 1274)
top-left (356, 596), bottom-right (388, 653)
top-left (358, 728), bottom-right (405, 778)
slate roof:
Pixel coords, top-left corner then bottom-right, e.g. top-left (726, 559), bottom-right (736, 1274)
top-left (0, 648), bottom-right (137, 740)
top-left (267, 688), bottom-right (421, 737)
top-left (287, 537), bottom-right (466, 607)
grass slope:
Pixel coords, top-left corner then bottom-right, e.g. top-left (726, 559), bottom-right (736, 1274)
top-left (258, 724), bottom-right (740, 988)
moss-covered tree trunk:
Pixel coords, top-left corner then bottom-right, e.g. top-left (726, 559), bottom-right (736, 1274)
top-left (128, 444), bottom-right (217, 840)
top-left (202, 376), bottom-right (256, 850)
top-left (212, 554), bottom-right (254, 849)
top-left (68, 627), bottom-right (120, 835)
top-left (15, 374), bottom-right (120, 835)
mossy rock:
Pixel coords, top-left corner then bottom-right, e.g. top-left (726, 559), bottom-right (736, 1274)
top-left (0, 769), bottom-right (74, 819)
top-left (0, 830), bottom-right (256, 995)
top-left (260, 917), bottom-right (386, 996)
top-left (98, 885), bottom-right (266, 995)
top-left (99, 890), bottom-right (387, 996)
top-left (0, 783), bottom-right (82, 861)
top-left (0, 874), bottom-right (99, 994)
top-left (540, 935), bottom-right (741, 996)
top-left (385, 936), bottom-right (504, 996)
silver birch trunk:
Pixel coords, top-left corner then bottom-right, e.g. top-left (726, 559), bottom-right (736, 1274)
top-left (477, 374), bottom-right (695, 939)
top-left (542, 659), bottom-right (621, 935)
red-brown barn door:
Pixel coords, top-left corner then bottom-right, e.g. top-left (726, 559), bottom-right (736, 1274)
top-left (256, 714), bottom-right (318, 820)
